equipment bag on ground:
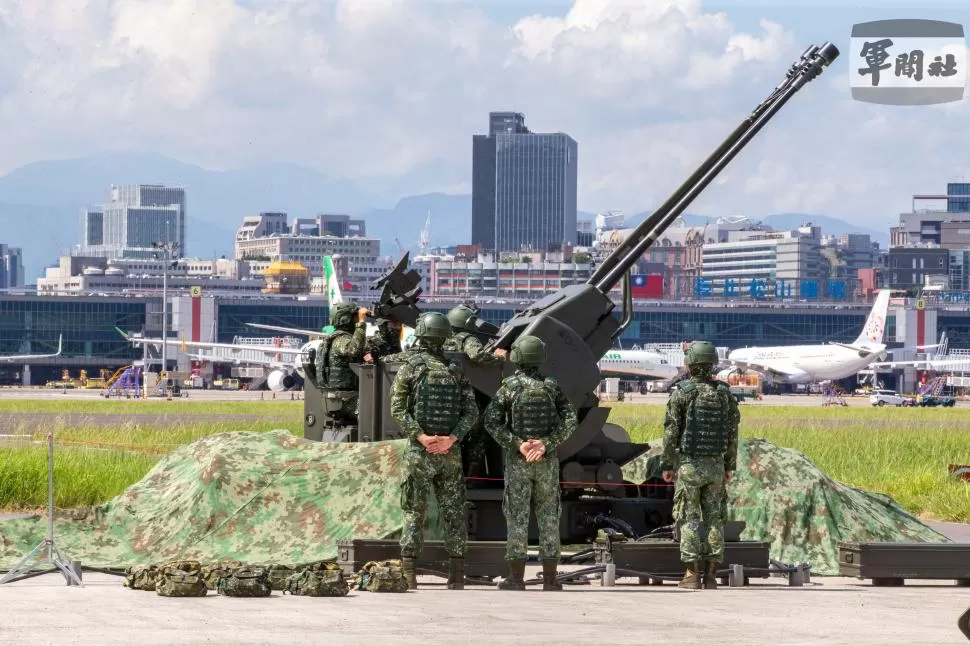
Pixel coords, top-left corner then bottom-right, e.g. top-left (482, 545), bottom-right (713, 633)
top-left (357, 559), bottom-right (408, 593)
top-left (220, 566), bottom-right (273, 597)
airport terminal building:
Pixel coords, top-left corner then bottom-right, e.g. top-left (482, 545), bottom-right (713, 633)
top-left (2, 290), bottom-right (963, 391)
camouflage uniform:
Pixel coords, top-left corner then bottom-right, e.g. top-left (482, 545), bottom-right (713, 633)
top-left (390, 312), bottom-right (478, 590)
top-left (315, 303), bottom-right (366, 422)
top-left (443, 305), bottom-right (505, 476)
top-left (661, 341), bottom-right (739, 590)
top-left (483, 335), bottom-right (577, 591)
top-left (365, 319), bottom-right (402, 363)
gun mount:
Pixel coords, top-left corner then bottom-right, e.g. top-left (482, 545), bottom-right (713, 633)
top-left (303, 42), bottom-right (840, 543)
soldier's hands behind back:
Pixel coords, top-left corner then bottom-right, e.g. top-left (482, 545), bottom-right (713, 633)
top-left (418, 434), bottom-right (439, 452)
top-left (662, 470), bottom-right (675, 483)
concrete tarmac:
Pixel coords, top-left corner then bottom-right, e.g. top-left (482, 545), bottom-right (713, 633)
top-left (0, 569), bottom-right (968, 645)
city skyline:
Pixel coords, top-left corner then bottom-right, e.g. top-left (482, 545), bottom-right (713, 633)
top-left (0, 1), bottom-right (967, 235)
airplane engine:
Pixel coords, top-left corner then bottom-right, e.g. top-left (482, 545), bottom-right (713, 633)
top-left (267, 369), bottom-right (297, 392)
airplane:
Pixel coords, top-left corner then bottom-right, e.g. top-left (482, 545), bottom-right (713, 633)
top-left (726, 289), bottom-right (893, 384)
top-left (598, 348), bottom-right (681, 381)
top-left (119, 256), bottom-right (413, 392)
top-left (0, 335), bottom-right (63, 362)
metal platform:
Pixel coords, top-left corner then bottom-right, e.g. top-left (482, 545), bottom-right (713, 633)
top-left (337, 540), bottom-right (508, 580)
top-left (593, 534), bottom-right (773, 586)
top-left (838, 541), bottom-right (970, 586)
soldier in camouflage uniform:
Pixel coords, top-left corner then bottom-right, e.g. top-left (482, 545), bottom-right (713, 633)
top-left (483, 335), bottom-right (577, 591)
top-left (661, 340), bottom-right (740, 590)
top-left (315, 302), bottom-right (368, 424)
top-left (442, 304), bottom-right (506, 478)
top-left (363, 318), bottom-right (403, 364)
top-left (390, 311), bottom-right (478, 591)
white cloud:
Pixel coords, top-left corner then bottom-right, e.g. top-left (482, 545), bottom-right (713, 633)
top-left (0, 0), bottom-right (966, 229)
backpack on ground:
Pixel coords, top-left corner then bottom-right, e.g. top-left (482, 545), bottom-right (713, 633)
top-left (201, 560), bottom-right (243, 590)
top-left (155, 566), bottom-right (208, 597)
top-left (266, 564), bottom-right (296, 591)
top-left (220, 566), bottom-right (272, 597)
top-left (356, 559), bottom-right (408, 593)
top-left (283, 567), bottom-right (350, 597)
top-left (123, 564), bottom-right (160, 591)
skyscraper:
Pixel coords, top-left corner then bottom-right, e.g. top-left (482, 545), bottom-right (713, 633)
top-left (0, 244), bottom-right (24, 288)
top-left (81, 184), bottom-right (187, 259)
top-left (472, 112), bottom-right (578, 253)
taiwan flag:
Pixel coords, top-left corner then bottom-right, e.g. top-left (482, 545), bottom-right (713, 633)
top-left (631, 274), bottom-right (663, 298)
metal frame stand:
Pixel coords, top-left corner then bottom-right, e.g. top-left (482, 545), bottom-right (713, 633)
top-left (0, 433), bottom-right (83, 587)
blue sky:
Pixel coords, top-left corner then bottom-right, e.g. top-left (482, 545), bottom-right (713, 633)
top-left (3, 0), bottom-right (970, 226)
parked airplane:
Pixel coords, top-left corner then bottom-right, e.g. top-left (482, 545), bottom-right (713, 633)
top-left (0, 335), bottom-right (62, 362)
top-left (726, 289), bottom-right (892, 384)
top-left (598, 348), bottom-right (681, 381)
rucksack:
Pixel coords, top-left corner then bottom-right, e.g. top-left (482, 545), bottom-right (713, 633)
top-left (266, 564), bottom-right (296, 591)
top-left (283, 567), bottom-right (350, 597)
top-left (219, 566), bottom-right (272, 598)
top-left (509, 374), bottom-right (559, 440)
top-left (201, 560), bottom-right (243, 590)
top-left (679, 380), bottom-right (731, 457)
top-left (155, 566), bottom-right (208, 597)
top-left (355, 560), bottom-right (408, 593)
top-left (407, 353), bottom-right (463, 435)
top-left (123, 564), bottom-right (160, 591)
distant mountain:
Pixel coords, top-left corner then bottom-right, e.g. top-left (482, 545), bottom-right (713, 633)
top-left (0, 152), bottom-right (890, 281)
top-left (761, 213), bottom-right (889, 248)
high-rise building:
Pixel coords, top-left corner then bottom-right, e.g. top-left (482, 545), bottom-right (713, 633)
top-left (80, 184), bottom-right (186, 259)
top-left (472, 112), bottom-right (578, 253)
top-left (0, 244), bottom-right (24, 288)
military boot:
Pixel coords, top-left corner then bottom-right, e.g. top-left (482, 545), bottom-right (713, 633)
top-left (541, 560), bottom-right (563, 591)
top-left (497, 559), bottom-right (526, 591)
top-left (703, 561), bottom-right (719, 589)
top-left (446, 558), bottom-right (464, 590)
top-left (678, 561), bottom-right (702, 590)
top-left (402, 557), bottom-right (418, 590)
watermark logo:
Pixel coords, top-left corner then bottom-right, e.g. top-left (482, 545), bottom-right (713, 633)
top-left (850, 19), bottom-right (966, 105)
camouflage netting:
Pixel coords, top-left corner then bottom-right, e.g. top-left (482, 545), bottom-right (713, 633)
top-left (0, 431), bottom-right (948, 576)
top-left (0, 430), bottom-right (438, 571)
top-left (623, 438), bottom-right (950, 574)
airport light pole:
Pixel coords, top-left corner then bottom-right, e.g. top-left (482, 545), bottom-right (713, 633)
top-left (152, 236), bottom-right (180, 380)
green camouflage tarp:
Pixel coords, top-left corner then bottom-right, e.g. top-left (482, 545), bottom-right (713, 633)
top-left (0, 430), bottom-right (439, 570)
top-left (0, 431), bottom-right (948, 575)
top-left (622, 438), bottom-right (950, 574)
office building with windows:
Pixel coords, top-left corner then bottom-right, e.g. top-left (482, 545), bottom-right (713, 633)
top-left (81, 184), bottom-right (187, 259)
top-left (0, 244), bottom-right (24, 288)
top-left (472, 112), bottom-right (578, 254)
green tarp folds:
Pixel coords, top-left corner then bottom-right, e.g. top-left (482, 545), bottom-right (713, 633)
top-left (0, 431), bottom-right (948, 575)
top-left (622, 438), bottom-right (949, 574)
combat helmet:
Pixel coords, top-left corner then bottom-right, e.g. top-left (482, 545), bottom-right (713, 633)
top-left (329, 302), bottom-right (358, 330)
top-left (414, 311), bottom-right (451, 342)
top-left (684, 341), bottom-right (718, 366)
top-left (446, 304), bottom-right (477, 331)
top-left (509, 335), bottom-right (545, 368)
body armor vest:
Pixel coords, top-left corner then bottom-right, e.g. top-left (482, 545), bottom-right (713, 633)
top-left (442, 331), bottom-right (472, 353)
top-left (679, 380), bottom-right (730, 457)
top-left (407, 352), bottom-right (463, 436)
top-left (507, 374), bottom-right (558, 440)
top-left (316, 330), bottom-right (357, 391)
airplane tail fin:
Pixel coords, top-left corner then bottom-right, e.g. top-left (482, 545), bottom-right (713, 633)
top-left (853, 289), bottom-right (891, 346)
top-left (323, 255), bottom-right (343, 305)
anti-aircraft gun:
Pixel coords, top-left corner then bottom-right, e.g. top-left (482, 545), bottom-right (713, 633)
top-left (302, 42), bottom-right (840, 544)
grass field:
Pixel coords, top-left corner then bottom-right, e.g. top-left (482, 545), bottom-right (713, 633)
top-left (0, 400), bottom-right (968, 521)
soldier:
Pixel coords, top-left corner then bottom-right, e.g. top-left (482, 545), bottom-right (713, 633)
top-left (363, 317), bottom-right (403, 364)
top-left (660, 340), bottom-right (740, 590)
top-left (483, 335), bottom-right (577, 592)
top-left (390, 311), bottom-right (479, 591)
top-left (443, 304), bottom-right (506, 477)
top-left (314, 302), bottom-right (368, 424)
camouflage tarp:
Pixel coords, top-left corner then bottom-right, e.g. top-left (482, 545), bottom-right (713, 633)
top-left (0, 431), bottom-right (949, 575)
top-left (623, 438), bottom-right (950, 574)
top-left (0, 430), bottom-right (438, 570)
